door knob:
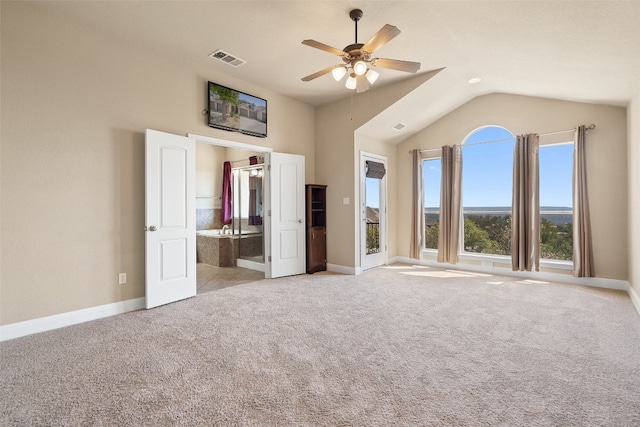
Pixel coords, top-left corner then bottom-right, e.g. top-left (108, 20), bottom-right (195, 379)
top-left (298, 219), bottom-right (303, 223)
top-left (146, 225), bottom-right (157, 232)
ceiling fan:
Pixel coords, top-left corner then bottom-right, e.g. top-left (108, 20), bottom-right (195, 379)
top-left (301, 9), bottom-right (421, 93)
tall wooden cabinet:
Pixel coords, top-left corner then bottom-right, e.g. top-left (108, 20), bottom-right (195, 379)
top-left (306, 184), bottom-right (327, 274)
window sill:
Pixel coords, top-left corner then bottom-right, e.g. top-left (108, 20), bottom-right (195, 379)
top-left (421, 250), bottom-right (573, 270)
top-left (539, 259), bottom-right (573, 270)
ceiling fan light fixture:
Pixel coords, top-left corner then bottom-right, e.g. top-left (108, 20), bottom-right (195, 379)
top-left (300, 8), bottom-right (422, 92)
top-left (332, 66), bottom-right (347, 81)
top-left (353, 60), bottom-right (367, 76)
top-left (345, 74), bottom-right (357, 90)
top-left (365, 69), bottom-right (380, 84)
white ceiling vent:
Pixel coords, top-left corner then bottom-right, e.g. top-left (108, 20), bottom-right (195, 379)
top-left (208, 50), bottom-right (246, 67)
top-left (392, 122), bottom-right (407, 131)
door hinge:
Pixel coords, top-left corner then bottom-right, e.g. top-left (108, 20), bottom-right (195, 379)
top-left (268, 210), bottom-right (271, 216)
top-left (268, 255), bottom-right (272, 262)
top-left (268, 165), bottom-right (271, 172)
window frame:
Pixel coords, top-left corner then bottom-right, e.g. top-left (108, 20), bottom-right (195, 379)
top-left (538, 140), bottom-right (574, 265)
top-left (459, 126), bottom-right (515, 259)
top-left (419, 128), bottom-right (574, 271)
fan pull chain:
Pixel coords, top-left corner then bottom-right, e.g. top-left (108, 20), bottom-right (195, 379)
top-left (350, 92), bottom-right (355, 121)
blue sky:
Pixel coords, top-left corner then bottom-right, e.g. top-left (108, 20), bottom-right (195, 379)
top-left (424, 126), bottom-right (573, 208)
top-left (365, 177), bottom-right (380, 209)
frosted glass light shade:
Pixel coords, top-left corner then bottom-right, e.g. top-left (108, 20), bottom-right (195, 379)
top-left (345, 74), bottom-right (357, 90)
top-left (332, 66), bottom-right (347, 81)
top-left (353, 60), bottom-right (367, 76)
top-left (366, 69), bottom-right (380, 84)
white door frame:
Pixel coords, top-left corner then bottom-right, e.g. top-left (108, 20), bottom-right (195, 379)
top-left (187, 134), bottom-right (308, 279)
top-left (187, 133), bottom-right (273, 275)
top-left (188, 133), bottom-right (273, 155)
top-left (360, 151), bottom-right (388, 271)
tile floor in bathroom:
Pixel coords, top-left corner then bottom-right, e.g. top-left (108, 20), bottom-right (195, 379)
top-left (196, 263), bottom-right (264, 294)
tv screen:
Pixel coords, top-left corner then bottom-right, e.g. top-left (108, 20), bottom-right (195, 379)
top-left (208, 81), bottom-right (267, 138)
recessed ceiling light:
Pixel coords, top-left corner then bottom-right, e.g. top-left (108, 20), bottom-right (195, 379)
top-left (468, 77), bottom-right (482, 84)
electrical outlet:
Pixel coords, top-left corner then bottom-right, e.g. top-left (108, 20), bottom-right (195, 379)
top-left (118, 273), bottom-right (127, 285)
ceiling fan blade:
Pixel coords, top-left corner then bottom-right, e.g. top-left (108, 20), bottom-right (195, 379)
top-left (372, 58), bottom-right (421, 73)
top-left (361, 24), bottom-right (401, 54)
top-left (302, 39), bottom-right (346, 57)
top-left (301, 65), bottom-right (342, 82)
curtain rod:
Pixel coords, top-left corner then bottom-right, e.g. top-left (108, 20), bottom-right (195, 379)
top-left (412, 124), bottom-right (596, 154)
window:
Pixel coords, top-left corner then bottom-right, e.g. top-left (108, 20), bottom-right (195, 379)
top-left (423, 157), bottom-right (441, 249)
top-left (539, 142), bottom-right (573, 261)
top-left (461, 127), bottom-right (515, 256)
top-left (422, 126), bottom-right (575, 265)
top-left (365, 176), bottom-right (381, 254)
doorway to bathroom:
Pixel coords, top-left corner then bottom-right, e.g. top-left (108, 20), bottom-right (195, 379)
top-left (145, 129), bottom-right (306, 306)
top-left (194, 140), bottom-right (268, 294)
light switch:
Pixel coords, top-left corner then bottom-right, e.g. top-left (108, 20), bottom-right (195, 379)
top-left (343, 197), bottom-right (349, 205)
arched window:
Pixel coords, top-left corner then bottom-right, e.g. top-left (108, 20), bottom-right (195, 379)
top-left (422, 125), bottom-right (573, 263)
top-left (461, 126), bottom-right (515, 256)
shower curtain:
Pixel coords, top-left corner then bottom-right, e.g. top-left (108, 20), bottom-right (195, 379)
top-left (221, 161), bottom-right (232, 225)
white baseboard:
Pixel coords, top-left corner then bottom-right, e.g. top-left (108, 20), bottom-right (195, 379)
top-left (0, 297), bottom-right (146, 342)
top-left (237, 258), bottom-right (266, 272)
top-left (629, 285), bottom-right (640, 317)
top-left (327, 263), bottom-right (358, 275)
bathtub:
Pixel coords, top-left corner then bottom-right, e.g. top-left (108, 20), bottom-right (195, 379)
top-left (197, 229), bottom-right (261, 237)
top-left (196, 229), bottom-right (263, 267)
top-left (197, 229), bottom-right (224, 237)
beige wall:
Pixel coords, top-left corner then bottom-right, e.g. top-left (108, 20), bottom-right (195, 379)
top-left (0, 2), bottom-right (314, 325)
top-left (315, 72), bottom-right (439, 270)
top-left (628, 86), bottom-right (640, 295)
top-left (354, 134), bottom-right (399, 260)
top-left (196, 143), bottom-right (225, 209)
top-left (397, 93), bottom-right (628, 280)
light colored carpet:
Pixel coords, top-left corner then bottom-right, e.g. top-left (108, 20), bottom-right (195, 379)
top-left (1, 264), bottom-right (639, 426)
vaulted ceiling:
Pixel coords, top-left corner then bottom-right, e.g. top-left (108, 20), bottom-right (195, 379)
top-left (45, 1), bottom-right (640, 144)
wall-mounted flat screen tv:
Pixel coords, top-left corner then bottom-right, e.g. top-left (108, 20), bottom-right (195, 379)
top-left (208, 81), bottom-right (267, 138)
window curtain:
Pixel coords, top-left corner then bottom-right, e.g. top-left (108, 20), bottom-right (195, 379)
top-left (511, 133), bottom-right (540, 271)
top-left (248, 156), bottom-right (262, 226)
top-left (221, 161), bottom-right (232, 225)
top-left (437, 145), bottom-right (462, 264)
top-left (573, 125), bottom-right (594, 277)
top-left (409, 150), bottom-right (424, 259)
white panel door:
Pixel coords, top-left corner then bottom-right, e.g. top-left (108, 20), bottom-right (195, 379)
top-left (145, 129), bottom-right (196, 308)
top-left (265, 152), bottom-right (305, 278)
